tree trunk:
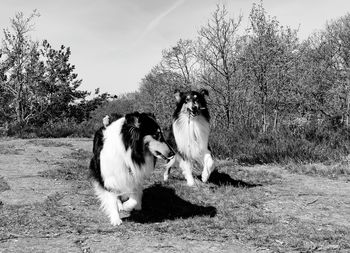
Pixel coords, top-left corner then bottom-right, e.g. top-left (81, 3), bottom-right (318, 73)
top-left (262, 111), bottom-right (267, 133)
top-left (347, 78), bottom-right (350, 128)
top-left (273, 109), bottom-right (278, 132)
top-left (225, 104), bottom-right (230, 128)
top-left (15, 82), bottom-right (24, 125)
top-left (262, 94), bottom-right (267, 133)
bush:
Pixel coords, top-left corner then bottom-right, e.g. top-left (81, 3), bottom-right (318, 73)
top-left (7, 118), bottom-right (101, 138)
top-left (36, 118), bottom-right (99, 138)
top-left (210, 125), bottom-right (350, 165)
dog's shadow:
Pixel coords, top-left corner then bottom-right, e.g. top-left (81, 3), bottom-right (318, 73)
top-left (202, 170), bottom-right (262, 188)
top-left (127, 184), bottom-right (216, 223)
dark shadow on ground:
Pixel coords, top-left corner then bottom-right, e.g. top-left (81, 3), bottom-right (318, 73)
top-left (127, 184), bottom-right (216, 223)
top-left (202, 170), bottom-right (262, 188)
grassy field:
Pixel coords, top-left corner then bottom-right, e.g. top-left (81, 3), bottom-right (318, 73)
top-left (0, 138), bottom-right (349, 252)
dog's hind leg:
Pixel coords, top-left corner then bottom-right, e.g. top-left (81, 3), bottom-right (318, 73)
top-left (179, 158), bottom-right (195, 186)
top-left (201, 152), bottom-right (215, 183)
top-left (94, 182), bottom-right (122, 226)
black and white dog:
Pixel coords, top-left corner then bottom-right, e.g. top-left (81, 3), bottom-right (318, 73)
top-left (164, 89), bottom-right (215, 186)
top-left (90, 112), bottom-right (174, 225)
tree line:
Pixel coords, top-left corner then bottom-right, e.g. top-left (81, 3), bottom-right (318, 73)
top-left (132, 2), bottom-right (350, 161)
top-left (134, 3), bottom-right (350, 132)
top-left (1, 2), bottom-right (349, 162)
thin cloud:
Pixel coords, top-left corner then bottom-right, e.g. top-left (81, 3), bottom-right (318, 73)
top-left (135, 0), bottom-right (186, 44)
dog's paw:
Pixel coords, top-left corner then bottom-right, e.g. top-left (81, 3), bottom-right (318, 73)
top-left (186, 179), bottom-right (195, 187)
top-left (201, 175), bottom-right (209, 183)
top-left (120, 211), bottom-right (131, 219)
top-left (163, 172), bottom-right (169, 181)
top-left (201, 170), bottom-right (211, 183)
top-left (110, 217), bottom-right (122, 226)
top-left (122, 198), bottom-right (138, 212)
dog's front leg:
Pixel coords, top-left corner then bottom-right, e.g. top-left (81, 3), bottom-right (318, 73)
top-left (163, 155), bottom-right (177, 181)
top-left (179, 158), bottom-right (195, 186)
top-left (201, 151), bottom-right (215, 183)
top-left (116, 197), bottom-right (123, 211)
top-left (94, 183), bottom-right (122, 226)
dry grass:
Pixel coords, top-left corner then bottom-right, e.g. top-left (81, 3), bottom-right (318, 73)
top-left (0, 144), bottom-right (24, 155)
top-left (1, 138), bottom-right (349, 252)
top-left (25, 139), bottom-right (73, 148)
top-left (285, 159), bottom-right (350, 180)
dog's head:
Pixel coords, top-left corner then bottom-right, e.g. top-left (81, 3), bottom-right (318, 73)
top-left (122, 112), bottom-right (175, 163)
top-left (173, 89), bottom-right (210, 119)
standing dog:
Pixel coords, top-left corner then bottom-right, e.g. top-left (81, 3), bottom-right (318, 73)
top-left (90, 112), bottom-right (174, 225)
top-left (164, 89), bottom-right (215, 186)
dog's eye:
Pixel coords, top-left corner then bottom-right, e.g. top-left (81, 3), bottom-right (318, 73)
top-left (153, 131), bottom-right (160, 140)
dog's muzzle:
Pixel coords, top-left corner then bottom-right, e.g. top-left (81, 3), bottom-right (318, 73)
top-left (187, 107), bottom-right (199, 116)
top-left (155, 151), bottom-right (175, 161)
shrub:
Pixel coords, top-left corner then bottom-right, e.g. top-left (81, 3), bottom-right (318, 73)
top-left (210, 125), bottom-right (350, 165)
top-left (7, 118), bottom-right (101, 138)
top-left (36, 118), bottom-right (101, 138)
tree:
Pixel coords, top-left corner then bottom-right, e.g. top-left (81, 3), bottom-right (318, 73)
top-left (136, 65), bottom-right (183, 127)
top-left (323, 14), bottom-right (350, 126)
top-left (0, 11), bottom-right (93, 131)
top-left (161, 39), bottom-right (197, 86)
top-left (197, 4), bottom-right (243, 128)
top-left (37, 40), bottom-right (87, 124)
top-left (0, 10), bottom-right (40, 125)
top-left (298, 13), bottom-right (350, 128)
top-left (68, 88), bottom-right (111, 123)
top-left (243, 1), bottom-right (299, 132)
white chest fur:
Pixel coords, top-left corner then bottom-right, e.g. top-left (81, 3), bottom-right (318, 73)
top-left (173, 114), bottom-right (210, 160)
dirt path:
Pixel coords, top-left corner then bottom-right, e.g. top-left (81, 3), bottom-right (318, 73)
top-left (263, 166), bottom-right (350, 228)
top-left (0, 138), bottom-right (260, 253)
top-left (0, 138), bottom-right (349, 252)
top-left (0, 138), bottom-right (90, 205)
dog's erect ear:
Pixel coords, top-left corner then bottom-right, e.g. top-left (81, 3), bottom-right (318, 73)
top-left (145, 112), bottom-right (156, 119)
top-left (125, 112), bottom-right (140, 128)
top-left (174, 89), bottom-right (182, 103)
top-left (102, 115), bottom-right (110, 127)
top-left (200, 88), bottom-right (209, 97)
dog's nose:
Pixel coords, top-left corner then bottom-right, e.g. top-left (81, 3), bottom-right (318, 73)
top-left (192, 105), bottom-right (199, 114)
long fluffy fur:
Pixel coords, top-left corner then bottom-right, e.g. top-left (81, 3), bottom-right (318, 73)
top-left (173, 114), bottom-right (210, 160)
top-left (90, 113), bottom-right (173, 225)
top-left (100, 118), bottom-right (155, 194)
top-left (164, 89), bottom-right (215, 186)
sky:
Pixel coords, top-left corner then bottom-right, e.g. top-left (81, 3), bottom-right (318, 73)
top-left (0, 0), bottom-right (349, 96)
